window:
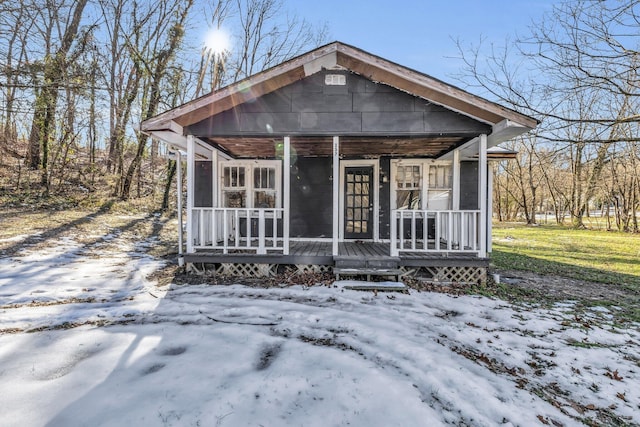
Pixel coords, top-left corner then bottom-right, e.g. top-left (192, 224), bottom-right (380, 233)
top-left (222, 165), bottom-right (246, 208)
top-left (253, 167), bottom-right (277, 208)
top-left (393, 162), bottom-right (453, 210)
top-left (220, 162), bottom-right (280, 209)
top-left (396, 165), bottom-right (421, 210)
top-left (427, 165), bottom-right (452, 210)
top-left (429, 165), bottom-right (451, 189)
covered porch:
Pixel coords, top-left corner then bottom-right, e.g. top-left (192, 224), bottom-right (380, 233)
top-left (182, 132), bottom-right (491, 258)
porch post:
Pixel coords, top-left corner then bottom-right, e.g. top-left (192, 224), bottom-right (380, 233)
top-left (176, 150), bottom-right (184, 266)
top-left (452, 149), bottom-right (461, 210)
top-left (186, 135), bottom-right (195, 254)
top-left (478, 134), bottom-right (488, 258)
top-left (487, 161), bottom-right (494, 254)
top-left (283, 136), bottom-right (291, 255)
top-left (332, 136), bottom-right (340, 256)
top-left (211, 148), bottom-right (218, 207)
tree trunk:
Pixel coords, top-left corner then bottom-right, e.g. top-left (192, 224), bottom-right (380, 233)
top-left (161, 159), bottom-right (177, 211)
top-left (26, 0), bottom-right (88, 189)
top-left (120, 0), bottom-right (193, 200)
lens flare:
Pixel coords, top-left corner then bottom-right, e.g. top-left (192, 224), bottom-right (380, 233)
top-left (204, 29), bottom-right (230, 54)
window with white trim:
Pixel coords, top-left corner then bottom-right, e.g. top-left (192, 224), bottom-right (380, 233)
top-left (220, 161), bottom-right (280, 209)
top-left (393, 161), bottom-right (452, 210)
top-left (253, 166), bottom-right (277, 208)
top-left (427, 165), bottom-right (452, 210)
top-left (395, 164), bottom-right (422, 210)
top-left (222, 165), bottom-right (247, 208)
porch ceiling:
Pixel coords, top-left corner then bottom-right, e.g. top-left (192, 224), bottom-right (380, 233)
top-left (199, 135), bottom-right (472, 158)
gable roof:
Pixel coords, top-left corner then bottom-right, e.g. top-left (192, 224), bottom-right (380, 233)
top-left (141, 41), bottom-right (536, 158)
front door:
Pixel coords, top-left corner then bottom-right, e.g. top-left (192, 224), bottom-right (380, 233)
top-left (344, 166), bottom-right (374, 239)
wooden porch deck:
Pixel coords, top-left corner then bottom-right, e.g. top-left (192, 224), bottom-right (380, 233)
top-left (185, 241), bottom-right (488, 268)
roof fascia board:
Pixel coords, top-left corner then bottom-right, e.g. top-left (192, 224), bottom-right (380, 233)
top-left (438, 119), bottom-right (532, 160)
top-left (149, 131), bottom-right (232, 160)
top-left (487, 119), bottom-right (531, 145)
top-left (148, 120), bottom-right (231, 160)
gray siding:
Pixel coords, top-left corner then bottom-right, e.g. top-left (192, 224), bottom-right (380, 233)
top-left (379, 157), bottom-right (391, 239)
top-left (194, 161), bottom-right (212, 207)
top-left (186, 71), bottom-right (491, 137)
top-left (460, 161), bottom-right (479, 210)
top-left (289, 157), bottom-right (333, 238)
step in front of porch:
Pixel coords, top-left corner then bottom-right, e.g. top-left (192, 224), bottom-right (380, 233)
top-left (333, 255), bottom-right (403, 282)
top-left (333, 255), bottom-right (401, 269)
top-left (334, 279), bottom-right (408, 292)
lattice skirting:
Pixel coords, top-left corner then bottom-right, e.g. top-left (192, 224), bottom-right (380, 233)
top-left (293, 264), bottom-right (333, 275)
top-left (200, 262), bottom-right (484, 283)
top-left (213, 263), bottom-right (332, 278)
top-left (398, 267), bottom-right (417, 278)
top-left (215, 263), bottom-right (277, 278)
top-left (401, 266), bottom-right (487, 285)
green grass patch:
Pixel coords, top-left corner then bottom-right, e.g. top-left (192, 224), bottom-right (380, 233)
top-left (492, 223), bottom-right (640, 291)
top-left (566, 339), bottom-right (613, 349)
top-left (486, 222), bottom-right (640, 324)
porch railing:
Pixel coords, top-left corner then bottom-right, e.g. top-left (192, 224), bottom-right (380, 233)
top-left (390, 210), bottom-right (481, 256)
top-left (192, 208), bottom-right (286, 254)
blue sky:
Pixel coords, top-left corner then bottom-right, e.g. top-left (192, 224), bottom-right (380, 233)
top-left (292, 0), bottom-right (557, 81)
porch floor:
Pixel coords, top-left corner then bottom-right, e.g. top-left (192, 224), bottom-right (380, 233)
top-left (186, 241), bottom-right (488, 268)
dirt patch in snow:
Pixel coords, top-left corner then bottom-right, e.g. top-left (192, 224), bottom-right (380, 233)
top-left (494, 269), bottom-right (633, 302)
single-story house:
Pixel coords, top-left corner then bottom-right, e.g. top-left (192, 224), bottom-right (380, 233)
top-left (142, 41), bottom-right (536, 283)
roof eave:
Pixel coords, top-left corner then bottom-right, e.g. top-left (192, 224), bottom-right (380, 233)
top-left (142, 42), bottom-right (537, 134)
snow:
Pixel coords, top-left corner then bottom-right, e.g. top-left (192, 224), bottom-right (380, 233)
top-left (1, 224), bottom-right (639, 426)
top-left (334, 279), bottom-right (407, 291)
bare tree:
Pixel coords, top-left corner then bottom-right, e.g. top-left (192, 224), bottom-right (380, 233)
top-left (0, 3), bottom-right (32, 162)
top-left (100, 0), bottom-right (153, 175)
top-left (228, 0), bottom-right (328, 83)
top-left (25, 0), bottom-right (89, 191)
top-left (458, 0), bottom-right (640, 229)
top-left (119, 0), bottom-right (195, 200)
top-left (492, 136), bottom-right (544, 224)
top-left (0, 0), bottom-right (329, 206)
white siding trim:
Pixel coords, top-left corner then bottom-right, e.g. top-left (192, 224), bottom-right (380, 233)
top-left (479, 134), bottom-right (488, 258)
top-left (283, 137), bottom-right (291, 255)
top-left (176, 151), bottom-right (184, 264)
top-left (452, 149), bottom-right (461, 211)
top-left (211, 149), bottom-right (218, 207)
top-left (487, 162), bottom-right (494, 254)
top-left (332, 137), bottom-right (340, 256)
top-left (186, 135), bottom-right (195, 254)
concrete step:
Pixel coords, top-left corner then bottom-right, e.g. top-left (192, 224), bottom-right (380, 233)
top-left (333, 256), bottom-right (400, 269)
top-left (334, 267), bottom-right (403, 282)
top-left (338, 281), bottom-right (408, 292)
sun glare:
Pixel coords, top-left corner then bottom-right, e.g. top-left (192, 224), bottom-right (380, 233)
top-left (204, 29), bottom-right (230, 55)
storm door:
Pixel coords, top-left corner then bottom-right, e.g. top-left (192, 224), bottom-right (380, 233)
top-left (344, 166), bottom-right (374, 239)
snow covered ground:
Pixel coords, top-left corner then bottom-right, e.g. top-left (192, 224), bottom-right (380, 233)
top-left (0, 217), bottom-right (639, 426)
